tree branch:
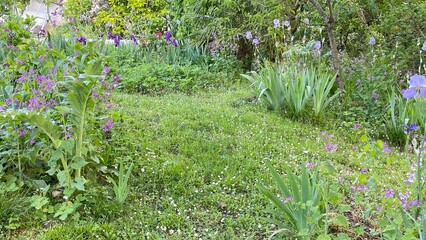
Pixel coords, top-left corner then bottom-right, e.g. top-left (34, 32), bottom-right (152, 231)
top-left (308, 0), bottom-right (329, 22)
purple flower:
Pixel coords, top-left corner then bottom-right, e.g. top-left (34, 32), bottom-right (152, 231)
top-left (252, 38), bottom-right (259, 45)
top-left (283, 20), bottom-right (290, 27)
top-left (103, 66), bottom-right (110, 75)
top-left (245, 31), bottom-right (252, 40)
top-left (368, 37), bottom-right (376, 45)
top-left (352, 184), bottom-right (368, 192)
top-left (325, 134), bottom-right (333, 141)
top-left (383, 141), bottom-right (391, 153)
top-left (314, 40), bottom-right (321, 51)
top-left (273, 19), bottom-right (280, 28)
top-left (101, 118), bottom-right (114, 132)
top-left (114, 34), bottom-right (121, 47)
top-left (361, 168), bottom-right (367, 173)
top-left (130, 33), bottom-right (138, 45)
top-left (165, 31), bottom-right (172, 41)
top-left (402, 74), bottom-right (426, 99)
top-left (113, 75), bottom-right (120, 84)
top-left (410, 200), bottom-right (420, 207)
top-left (3, 63), bottom-right (9, 67)
top-left (354, 123), bottom-right (360, 129)
top-left (405, 171), bottom-right (415, 185)
top-left (28, 96), bottom-right (39, 110)
top-left (384, 188), bottom-right (394, 198)
top-left (30, 139), bottom-right (36, 145)
top-left (304, 18), bottom-right (309, 24)
top-left (304, 162), bottom-right (315, 170)
top-left (171, 39), bottom-right (178, 47)
top-left (176, 19), bottom-right (181, 25)
top-left (282, 196), bottom-right (292, 203)
top-left (107, 31), bottom-right (114, 40)
top-left (371, 91), bottom-right (379, 99)
top-left (422, 40), bottom-right (426, 51)
top-left (404, 123), bottom-right (419, 132)
top-left (324, 144), bottom-right (337, 152)
top-left (77, 36), bottom-right (86, 45)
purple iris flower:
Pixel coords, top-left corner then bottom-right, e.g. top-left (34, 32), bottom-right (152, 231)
top-left (402, 74), bottom-right (426, 99)
top-left (76, 36), bottom-right (86, 45)
top-left (130, 33), bottom-right (138, 45)
top-left (114, 34), bottom-right (121, 47)
top-left (165, 31), bottom-right (172, 41)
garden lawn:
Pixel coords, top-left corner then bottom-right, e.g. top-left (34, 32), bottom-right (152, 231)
top-left (25, 84), bottom-right (405, 239)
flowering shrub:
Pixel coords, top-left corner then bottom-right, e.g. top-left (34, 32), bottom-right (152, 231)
top-left (0, 25), bottom-right (118, 219)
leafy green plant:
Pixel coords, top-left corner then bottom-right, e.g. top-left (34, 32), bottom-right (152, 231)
top-left (284, 66), bottom-right (313, 115)
top-left (241, 63), bottom-right (285, 111)
top-left (311, 69), bottom-right (340, 116)
top-left (107, 159), bottom-right (133, 204)
top-left (258, 164), bottom-right (325, 239)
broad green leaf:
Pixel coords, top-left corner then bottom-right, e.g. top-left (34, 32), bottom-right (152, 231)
top-left (57, 170), bottom-right (68, 186)
top-left (70, 157), bottom-right (89, 170)
top-left (71, 177), bottom-right (86, 191)
top-left (50, 149), bottom-right (63, 161)
top-left (60, 139), bottom-right (75, 155)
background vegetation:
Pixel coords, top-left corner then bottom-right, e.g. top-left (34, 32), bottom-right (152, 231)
top-left (1, 0), bottom-right (426, 239)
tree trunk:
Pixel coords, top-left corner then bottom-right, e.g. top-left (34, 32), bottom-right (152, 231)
top-left (308, 0), bottom-right (344, 91)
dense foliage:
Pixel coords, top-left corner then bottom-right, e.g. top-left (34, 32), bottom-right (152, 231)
top-left (1, 0), bottom-right (426, 239)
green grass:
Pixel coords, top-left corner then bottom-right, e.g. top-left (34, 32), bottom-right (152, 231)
top-left (12, 84), bottom-right (407, 239)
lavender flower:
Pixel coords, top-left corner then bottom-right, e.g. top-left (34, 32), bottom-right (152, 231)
top-left (352, 184), bottom-right (368, 192)
top-left (383, 141), bottom-right (391, 153)
top-left (304, 18), bottom-right (309, 24)
top-left (354, 123), bottom-right (360, 129)
top-left (176, 19), bottom-right (182, 25)
top-left (402, 74), bottom-right (426, 99)
top-left (273, 19), bottom-right (280, 28)
top-left (252, 38), bottom-right (259, 45)
top-left (245, 31), bottom-right (252, 40)
top-left (422, 40), bottom-right (426, 51)
top-left (101, 118), bottom-right (114, 132)
top-left (403, 123), bottom-right (419, 132)
top-left (405, 171), bottom-right (415, 185)
top-left (103, 66), bottom-right (110, 75)
top-left (313, 40), bottom-right (321, 51)
top-left (384, 188), bottom-right (394, 198)
top-left (282, 196), bottom-right (292, 203)
top-left (368, 37), bottom-right (376, 45)
top-left (283, 20), bottom-right (290, 27)
top-left (304, 162), bottom-right (315, 170)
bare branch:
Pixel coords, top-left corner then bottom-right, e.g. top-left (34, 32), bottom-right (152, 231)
top-left (308, 0), bottom-right (329, 22)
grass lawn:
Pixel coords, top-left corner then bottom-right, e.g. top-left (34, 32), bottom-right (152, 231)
top-left (14, 84), bottom-right (406, 239)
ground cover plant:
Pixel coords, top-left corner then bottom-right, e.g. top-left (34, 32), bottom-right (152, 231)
top-left (1, 0), bottom-right (426, 239)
